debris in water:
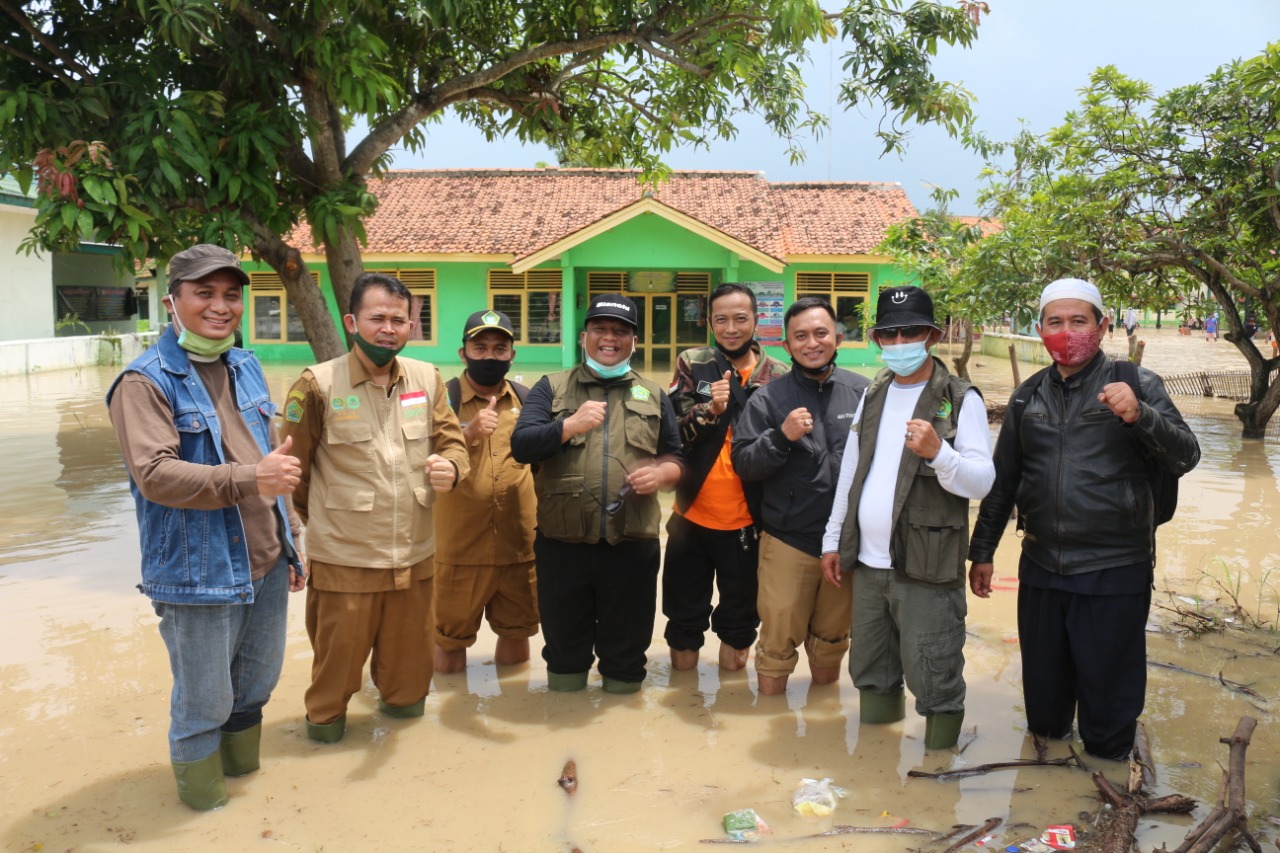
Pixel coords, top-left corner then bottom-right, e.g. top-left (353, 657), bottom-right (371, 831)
top-left (558, 759), bottom-right (578, 795)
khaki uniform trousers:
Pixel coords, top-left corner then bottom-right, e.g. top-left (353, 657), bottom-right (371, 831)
top-left (755, 533), bottom-right (851, 678)
top-left (304, 573), bottom-right (435, 725)
top-left (434, 560), bottom-right (539, 651)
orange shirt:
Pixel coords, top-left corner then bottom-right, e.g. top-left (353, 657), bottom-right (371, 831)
top-left (681, 365), bottom-right (754, 530)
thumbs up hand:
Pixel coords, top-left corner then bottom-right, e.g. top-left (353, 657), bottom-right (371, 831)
top-left (465, 395), bottom-right (500, 443)
top-left (708, 369), bottom-right (733, 416)
top-left (257, 434), bottom-right (302, 497)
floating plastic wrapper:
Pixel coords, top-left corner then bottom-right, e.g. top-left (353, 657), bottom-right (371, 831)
top-left (791, 777), bottom-right (848, 817)
top-left (722, 808), bottom-right (770, 841)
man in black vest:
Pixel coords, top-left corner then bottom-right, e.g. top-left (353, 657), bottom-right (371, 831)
top-left (820, 286), bottom-right (994, 749)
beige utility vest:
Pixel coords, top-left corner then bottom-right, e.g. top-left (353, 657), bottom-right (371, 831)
top-left (306, 356), bottom-right (441, 568)
top-left (837, 361), bottom-right (975, 587)
top-left (535, 365), bottom-right (665, 545)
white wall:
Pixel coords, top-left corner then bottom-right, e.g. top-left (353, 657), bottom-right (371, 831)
top-left (0, 202), bottom-right (55, 340)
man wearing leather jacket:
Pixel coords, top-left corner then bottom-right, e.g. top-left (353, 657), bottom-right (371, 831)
top-left (968, 278), bottom-right (1200, 760)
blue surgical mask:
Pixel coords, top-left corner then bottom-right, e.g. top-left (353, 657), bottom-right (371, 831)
top-left (585, 354), bottom-right (632, 379)
top-left (880, 340), bottom-right (930, 376)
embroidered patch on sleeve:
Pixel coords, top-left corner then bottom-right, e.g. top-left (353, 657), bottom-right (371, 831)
top-left (285, 399), bottom-right (304, 423)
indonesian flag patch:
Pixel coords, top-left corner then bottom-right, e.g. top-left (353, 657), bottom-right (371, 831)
top-left (396, 389), bottom-right (427, 414)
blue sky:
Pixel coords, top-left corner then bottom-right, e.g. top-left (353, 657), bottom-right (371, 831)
top-left (382, 1), bottom-right (1278, 214)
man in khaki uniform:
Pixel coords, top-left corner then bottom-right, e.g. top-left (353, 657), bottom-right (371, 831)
top-left (281, 272), bottom-right (469, 743)
top-left (434, 309), bottom-right (539, 674)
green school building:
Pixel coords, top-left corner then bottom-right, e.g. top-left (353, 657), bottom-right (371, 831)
top-left (240, 169), bottom-right (919, 371)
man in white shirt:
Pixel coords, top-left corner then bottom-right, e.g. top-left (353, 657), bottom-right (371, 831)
top-left (820, 286), bottom-right (994, 749)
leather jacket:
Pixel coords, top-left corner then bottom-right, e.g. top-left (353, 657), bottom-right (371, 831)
top-left (969, 351), bottom-right (1200, 573)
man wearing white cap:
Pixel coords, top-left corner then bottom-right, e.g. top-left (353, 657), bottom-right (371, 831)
top-left (968, 278), bottom-right (1199, 760)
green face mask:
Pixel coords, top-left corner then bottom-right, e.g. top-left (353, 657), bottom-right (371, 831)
top-left (171, 306), bottom-right (235, 358)
top-left (352, 331), bottom-right (404, 367)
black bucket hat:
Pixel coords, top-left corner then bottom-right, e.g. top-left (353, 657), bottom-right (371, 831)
top-left (870, 286), bottom-right (940, 331)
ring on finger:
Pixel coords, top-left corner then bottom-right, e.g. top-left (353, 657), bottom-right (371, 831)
top-left (905, 430), bottom-right (914, 440)
top-left (804, 418), bottom-right (813, 427)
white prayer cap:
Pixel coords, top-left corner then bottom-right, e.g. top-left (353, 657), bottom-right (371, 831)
top-left (1039, 278), bottom-right (1104, 314)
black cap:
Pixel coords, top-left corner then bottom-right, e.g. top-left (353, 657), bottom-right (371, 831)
top-left (871, 286), bottom-right (940, 331)
top-left (167, 244), bottom-right (250, 292)
top-left (463, 309), bottom-right (515, 340)
top-left (584, 294), bottom-right (638, 328)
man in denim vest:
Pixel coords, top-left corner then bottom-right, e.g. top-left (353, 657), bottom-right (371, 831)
top-left (107, 244), bottom-right (305, 810)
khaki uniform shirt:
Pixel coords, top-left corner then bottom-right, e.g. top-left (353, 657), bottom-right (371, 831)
top-left (434, 376), bottom-right (536, 566)
top-left (281, 352), bottom-right (468, 592)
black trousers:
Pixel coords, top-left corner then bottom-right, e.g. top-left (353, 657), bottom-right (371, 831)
top-left (661, 513), bottom-right (760, 652)
top-left (534, 533), bottom-right (659, 684)
top-left (1018, 581), bottom-right (1151, 759)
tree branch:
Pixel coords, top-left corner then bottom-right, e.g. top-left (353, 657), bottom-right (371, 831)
top-left (347, 29), bottom-right (650, 175)
top-left (0, 0), bottom-right (97, 83)
top-left (0, 40), bottom-right (81, 87)
top-left (226, 2), bottom-right (285, 49)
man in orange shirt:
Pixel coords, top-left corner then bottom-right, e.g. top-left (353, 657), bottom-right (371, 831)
top-left (662, 284), bottom-right (789, 671)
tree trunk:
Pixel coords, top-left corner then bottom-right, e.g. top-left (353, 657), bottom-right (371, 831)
top-left (252, 230), bottom-right (345, 362)
top-left (323, 226), bottom-right (365, 335)
top-left (1202, 270), bottom-right (1279, 438)
top-left (950, 319), bottom-right (973, 381)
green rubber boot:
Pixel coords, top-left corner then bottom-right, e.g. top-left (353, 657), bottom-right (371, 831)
top-left (172, 751), bottom-right (229, 811)
top-left (219, 724), bottom-right (261, 777)
top-left (547, 671), bottom-right (589, 692)
top-left (858, 689), bottom-right (906, 724)
top-left (378, 698), bottom-right (425, 718)
top-left (601, 676), bottom-right (642, 694)
top-left (306, 715), bottom-right (346, 744)
top-left (924, 712), bottom-right (965, 750)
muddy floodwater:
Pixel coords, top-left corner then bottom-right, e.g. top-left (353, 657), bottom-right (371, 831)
top-left (2, 328), bottom-right (1279, 852)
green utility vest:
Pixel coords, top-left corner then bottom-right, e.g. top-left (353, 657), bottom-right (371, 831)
top-left (534, 364), bottom-right (666, 545)
top-left (837, 359), bottom-right (978, 587)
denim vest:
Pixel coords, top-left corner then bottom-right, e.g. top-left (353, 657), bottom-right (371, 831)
top-left (106, 328), bottom-right (300, 604)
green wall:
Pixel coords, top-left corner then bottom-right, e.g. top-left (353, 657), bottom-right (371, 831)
top-left (240, 214), bottom-right (912, 370)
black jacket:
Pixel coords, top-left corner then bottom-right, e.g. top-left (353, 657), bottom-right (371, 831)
top-left (668, 343), bottom-right (788, 523)
top-left (731, 366), bottom-right (869, 557)
top-left (968, 352), bottom-right (1200, 573)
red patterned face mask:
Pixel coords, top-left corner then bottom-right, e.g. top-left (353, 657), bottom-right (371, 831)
top-left (1039, 328), bottom-right (1100, 366)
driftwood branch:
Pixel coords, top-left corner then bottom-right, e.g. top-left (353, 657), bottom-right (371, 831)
top-left (940, 818), bottom-right (1003, 853)
top-left (1171, 716), bottom-right (1261, 853)
top-left (907, 748), bottom-right (1085, 782)
top-left (1148, 660), bottom-right (1268, 703)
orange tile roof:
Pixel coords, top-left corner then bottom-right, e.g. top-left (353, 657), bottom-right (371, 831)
top-left (953, 215), bottom-right (1004, 238)
top-left (769, 182), bottom-right (918, 255)
top-left (288, 169), bottom-right (917, 260)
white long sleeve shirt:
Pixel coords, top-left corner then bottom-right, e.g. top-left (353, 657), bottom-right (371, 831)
top-left (821, 380), bottom-right (994, 568)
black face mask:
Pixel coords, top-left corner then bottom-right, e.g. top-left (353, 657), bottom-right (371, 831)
top-left (714, 338), bottom-right (755, 361)
top-left (464, 356), bottom-right (511, 387)
top-left (790, 355), bottom-right (835, 378)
